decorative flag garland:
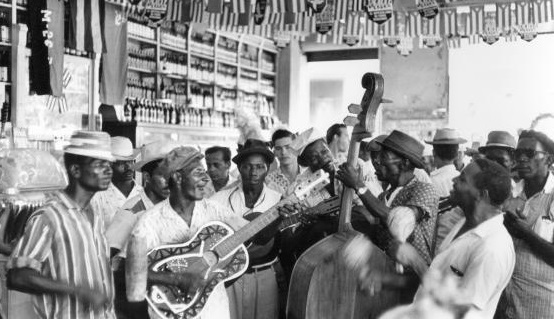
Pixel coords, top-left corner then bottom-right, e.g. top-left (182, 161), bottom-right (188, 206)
top-left (104, 0), bottom-right (554, 54)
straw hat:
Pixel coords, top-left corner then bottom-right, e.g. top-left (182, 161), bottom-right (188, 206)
top-left (377, 130), bottom-right (426, 169)
top-left (425, 128), bottom-right (467, 145)
top-left (133, 141), bottom-right (182, 171)
top-left (64, 130), bottom-right (115, 162)
top-left (111, 136), bottom-right (140, 161)
top-left (232, 139), bottom-right (275, 165)
top-left (478, 131), bottom-right (516, 152)
top-left (290, 127), bottom-right (326, 156)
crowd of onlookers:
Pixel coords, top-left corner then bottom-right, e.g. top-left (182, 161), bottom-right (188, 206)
top-left (2, 123), bottom-right (554, 319)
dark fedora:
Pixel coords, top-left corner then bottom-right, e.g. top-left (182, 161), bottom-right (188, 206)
top-left (376, 130), bottom-right (425, 169)
top-left (232, 138), bottom-right (275, 165)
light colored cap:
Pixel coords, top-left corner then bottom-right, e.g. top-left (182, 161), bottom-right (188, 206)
top-left (158, 146), bottom-right (204, 176)
top-left (64, 130), bottom-right (115, 162)
top-left (133, 141), bottom-right (183, 171)
top-left (425, 128), bottom-right (467, 145)
top-left (111, 136), bottom-right (140, 161)
top-left (290, 127), bottom-right (326, 156)
top-left (478, 131), bottom-right (516, 152)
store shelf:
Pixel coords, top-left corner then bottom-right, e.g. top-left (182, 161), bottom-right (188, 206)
top-left (190, 51), bottom-right (215, 61)
top-left (189, 78), bottom-right (214, 86)
top-left (0, 2), bottom-right (10, 10)
top-left (16, 5), bottom-right (26, 11)
top-left (0, 41), bottom-right (11, 47)
top-left (261, 70), bottom-right (276, 77)
top-left (160, 43), bottom-right (187, 55)
top-left (217, 60), bottom-right (238, 68)
top-left (129, 66), bottom-right (155, 74)
top-left (128, 34), bottom-right (157, 45)
top-left (259, 91), bottom-right (276, 97)
top-left (160, 72), bottom-right (187, 80)
top-left (238, 87), bottom-right (257, 94)
top-left (216, 83), bottom-right (237, 90)
top-left (239, 64), bottom-right (258, 73)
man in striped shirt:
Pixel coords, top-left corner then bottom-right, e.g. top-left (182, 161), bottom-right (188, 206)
top-left (7, 131), bottom-right (116, 319)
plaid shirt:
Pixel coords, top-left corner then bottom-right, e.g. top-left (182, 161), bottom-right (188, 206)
top-left (378, 178), bottom-right (439, 264)
top-left (498, 173), bottom-right (554, 319)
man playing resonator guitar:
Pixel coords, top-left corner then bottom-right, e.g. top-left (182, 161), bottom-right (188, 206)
top-left (125, 146), bottom-right (247, 319)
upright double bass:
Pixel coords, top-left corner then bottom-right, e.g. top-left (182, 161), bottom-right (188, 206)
top-left (287, 73), bottom-right (401, 319)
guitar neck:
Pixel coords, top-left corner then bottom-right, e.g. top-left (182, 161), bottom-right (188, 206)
top-left (214, 197), bottom-right (295, 258)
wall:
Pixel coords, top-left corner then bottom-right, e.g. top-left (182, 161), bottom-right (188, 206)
top-left (448, 33), bottom-right (554, 144)
top-left (294, 58), bottom-right (381, 134)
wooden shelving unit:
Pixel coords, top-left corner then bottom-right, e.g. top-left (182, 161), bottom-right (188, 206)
top-left (125, 16), bottom-right (279, 136)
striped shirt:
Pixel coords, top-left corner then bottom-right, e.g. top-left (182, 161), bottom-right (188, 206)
top-left (7, 191), bottom-right (115, 319)
top-left (498, 173), bottom-right (554, 319)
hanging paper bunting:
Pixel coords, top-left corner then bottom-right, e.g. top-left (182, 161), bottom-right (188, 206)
top-left (515, 1), bottom-right (530, 25)
top-left (366, 0), bottom-right (393, 25)
top-left (446, 36), bottom-right (461, 49)
top-left (128, 0), bottom-right (141, 5)
top-left (442, 7), bottom-right (457, 37)
top-left (533, 0), bottom-right (554, 23)
top-left (350, 0), bottom-right (367, 13)
top-left (518, 22), bottom-right (538, 41)
top-left (307, 0), bottom-right (327, 14)
top-left (254, 0), bottom-right (267, 24)
top-left (381, 11), bottom-right (399, 47)
top-left (482, 4), bottom-right (500, 45)
top-left (315, 0), bottom-right (335, 34)
top-left (420, 13), bottom-right (441, 48)
top-left (468, 34), bottom-right (481, 45)
top-left (144, 0), bottom-right (169, 25)
top-left (456, 6), bottom-right (469, 37)
top-left (416, 0), bottom-right (439, 20)
top-left (496, 3), bottom-right (512, 35)
top-left (285, 0), bottom-right (307, 13)
top-left (469, 6), bottom-right (484, 36)
top-left (334, 0), bottom-right (349, 21)
top-left (397, 37), bottom-right (413, 56)
top-left (343, 12), bottom-right (361, 46)
top-left (231, 0), bottom-right (248, 13)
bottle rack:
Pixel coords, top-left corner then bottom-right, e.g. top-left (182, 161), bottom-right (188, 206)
top-left (124, 18), bottom-right (279, 132)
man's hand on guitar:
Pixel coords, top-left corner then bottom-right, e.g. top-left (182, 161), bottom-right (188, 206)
top-left (336, 163), bottom-right (365, 190)
top-left (171, 272), bottom-right (205, 296)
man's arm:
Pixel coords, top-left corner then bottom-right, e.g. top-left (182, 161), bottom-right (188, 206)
top-left (505, 213), bottom-right (554, 267)
top-left (7, 268), bottom-right (107, 307)
top-left (335, 163), bottom-right (390, 223)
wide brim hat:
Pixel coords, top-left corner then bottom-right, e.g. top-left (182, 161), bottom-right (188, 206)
top-left (290, 127), bottom-right (326, 156)
top-left (133, 141), bottom-right (183, 171)
top-left (111, 136), bottom-right (140, 161)
top-left (232, 138), bottom-right (275, 165)
top-left (425, 128), bottom-right (467, 145)
top-left (367, 134), bottom-right (388, 152)
top-left (478, 131), bottom-right (516, 152)
top-left (64, 130), bottom-right (116, 162)
top-left (377, 130), bottom-right (426, 169)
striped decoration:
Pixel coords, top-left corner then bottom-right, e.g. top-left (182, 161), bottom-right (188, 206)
top-left (66, 0), bottom-right (105, 54)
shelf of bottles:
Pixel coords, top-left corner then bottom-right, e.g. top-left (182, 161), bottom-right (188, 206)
top-left (125, 21), bottom-right (280, 131)
top-left (160, 23), bottom-right (187, 53)
top-left (122, 98), bottom-right (235, 129)
top-left (189, 57), bottom-right (215, 84)
top-left (190, 30), bottom-right (214, 58)
top-left (217, 36), bottom-right (238, 65)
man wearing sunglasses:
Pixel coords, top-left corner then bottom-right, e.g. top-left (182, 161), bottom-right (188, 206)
top-left (496, 130), bottom-right (554, 319)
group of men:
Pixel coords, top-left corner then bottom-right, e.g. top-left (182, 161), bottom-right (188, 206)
top-left (4, 123), bottom-right (554, 319)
